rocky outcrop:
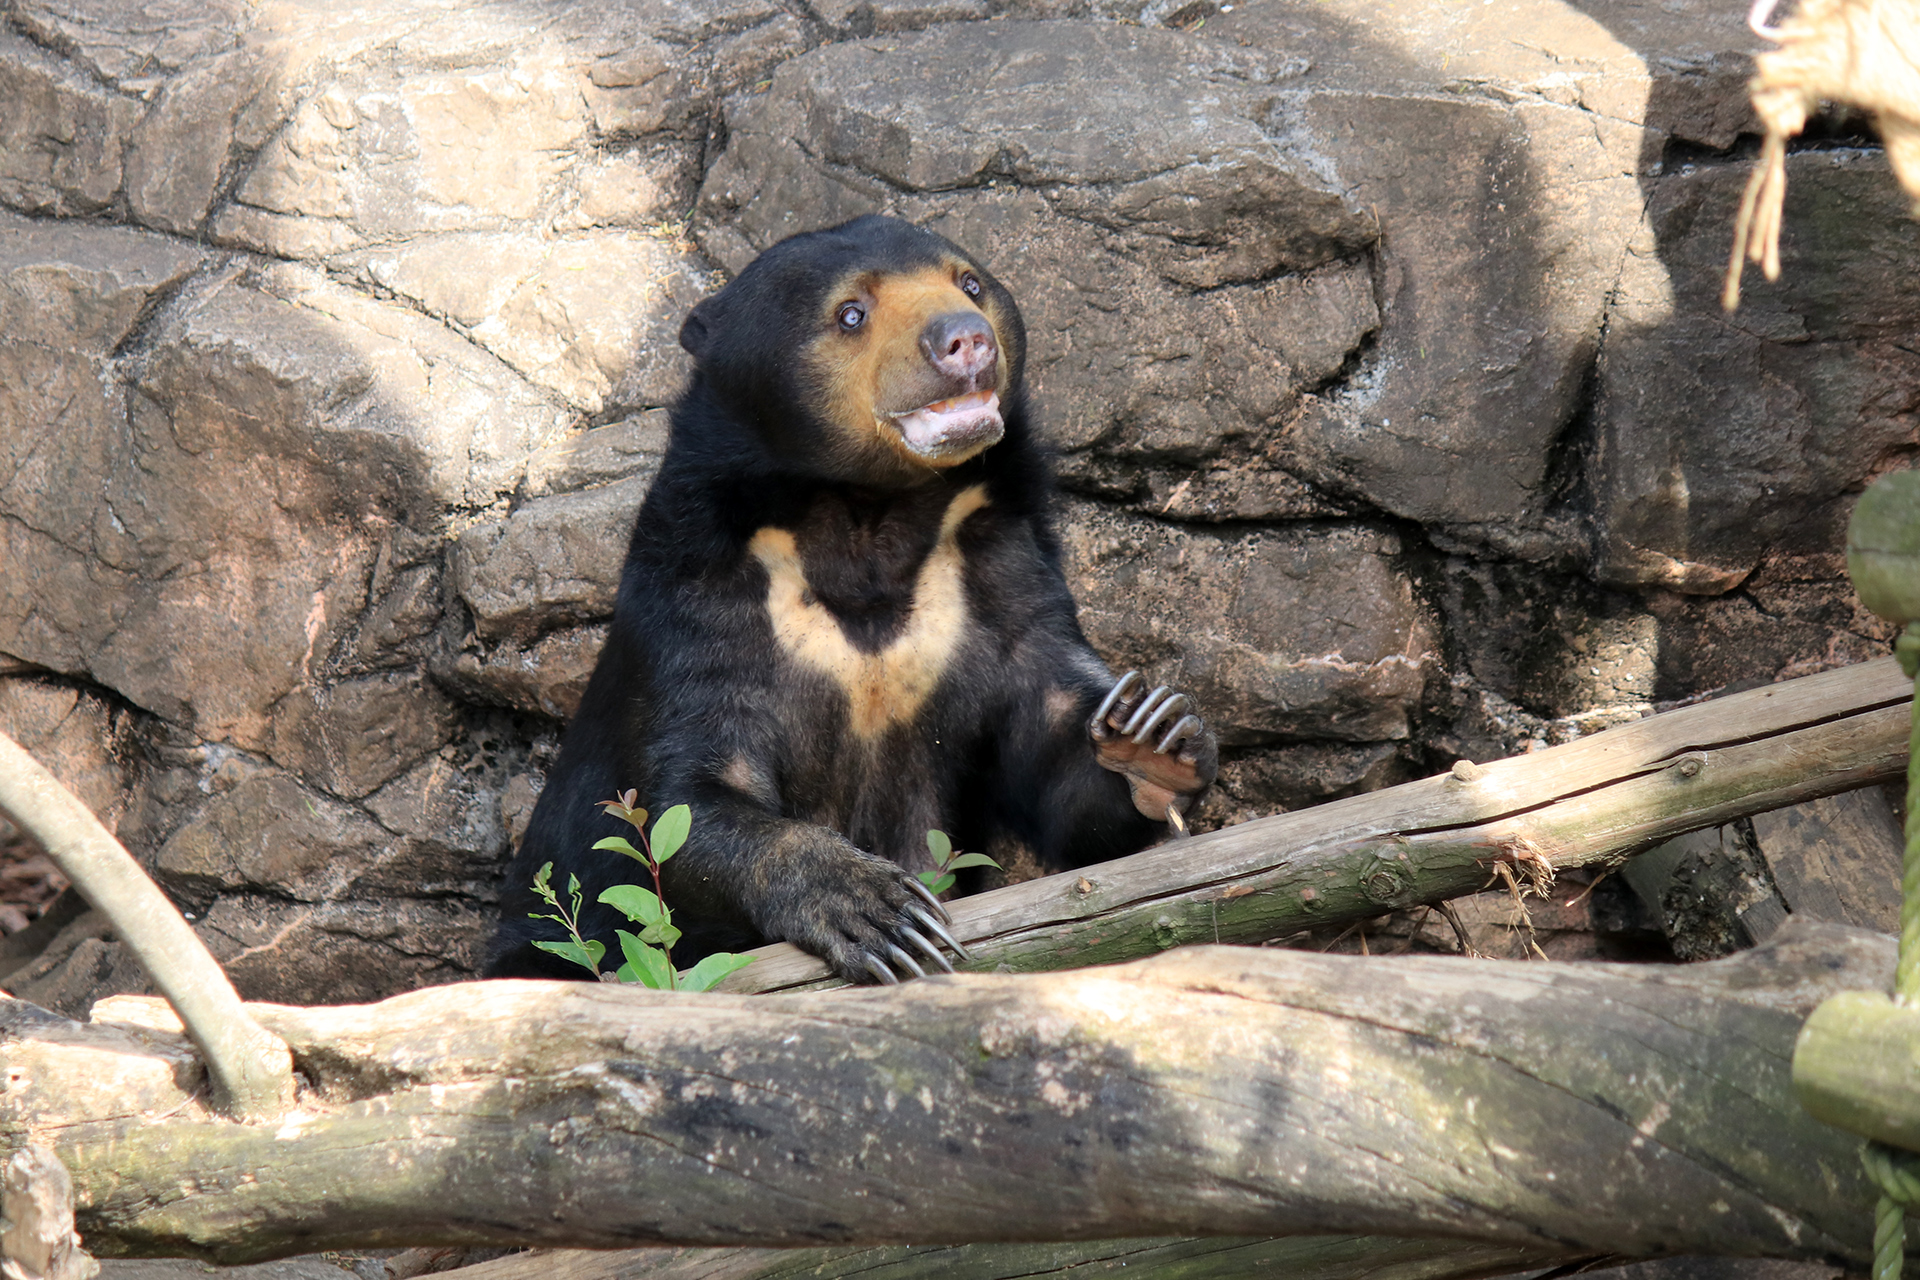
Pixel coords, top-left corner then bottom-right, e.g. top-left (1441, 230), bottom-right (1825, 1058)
top-left (701, 22), bottom-right (1380, 520)
top-left (0, 0), bottom-right (1909, 1012)
top-left (1594, 150), bottom-right (1920, 593)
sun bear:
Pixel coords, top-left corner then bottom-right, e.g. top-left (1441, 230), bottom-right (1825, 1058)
top-left (486, 215), bottom-right (1218, 985)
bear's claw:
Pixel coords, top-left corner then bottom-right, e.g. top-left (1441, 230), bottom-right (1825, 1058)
top-left (885, 942), bottom-right (927, 978)
top-left (1090, 670), bottom-right (1142, 735)
top-left (901, 924), bottom-right (956, 972)
top-left (908, 904), bottom-right (971, 960)
top-left (855, 908), bottom-right (963, 984)
top-left (1090, 670), bottom-right (1218, 823)
top-left (1156, 713), bottom-right (1204, 755)
top-left (782, 848), bottom-right (972, 985)
top-left (906, 876), bottom-right (952, 922)
top-left (1128, 689), bottom-right (1192, 747)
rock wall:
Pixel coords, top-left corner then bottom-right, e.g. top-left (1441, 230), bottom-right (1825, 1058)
top-left (0, 0), bottom-right (1910, 1011)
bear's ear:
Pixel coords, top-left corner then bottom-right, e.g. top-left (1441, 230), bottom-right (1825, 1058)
top-left (679, 299), bottom-right (717, 360)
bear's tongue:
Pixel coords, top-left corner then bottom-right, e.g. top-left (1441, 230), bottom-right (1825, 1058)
top-left (890, 390), bottom-right (1004, 459)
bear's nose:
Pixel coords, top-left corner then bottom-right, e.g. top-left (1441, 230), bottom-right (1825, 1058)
top-left (920, 311), bottom-right (998, 384)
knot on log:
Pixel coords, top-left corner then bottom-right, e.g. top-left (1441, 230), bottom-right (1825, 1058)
top-left (1362, 869), bottom-right (1406, 904)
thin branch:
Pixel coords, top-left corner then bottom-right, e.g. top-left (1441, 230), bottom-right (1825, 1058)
top-left (0, 730), bottom-right (292, 1120)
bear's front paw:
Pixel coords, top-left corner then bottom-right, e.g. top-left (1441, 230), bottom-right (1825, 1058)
top-left (773, 848), bottom-right (971, 985)
top-left (1089, 671), bottom-right (1219, 828)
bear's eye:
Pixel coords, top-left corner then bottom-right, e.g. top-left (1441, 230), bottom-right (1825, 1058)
top-left (836, 302), bottom-right (866, 332)
top-left (959, 272), bottom-right (983, 299)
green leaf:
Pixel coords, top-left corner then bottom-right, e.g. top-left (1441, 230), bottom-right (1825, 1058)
top-left (651, 804), bottom-right (692, 862)
top-left (639, 920), bottom-right (682, 949)
top-left (533, 862), bottom-right (555, 894)
top-left (920, 872), bottom-right (955, 896)
top-left (592, 836), bottom-right (646, 864)
top-left (945, 852), bottom-right (1001, 872)
top-left (533, 938), bottom-right (604, 975)
top-left (599, 883), bottom-right (665, 925)
top-left (598, 792), bottom-right (648, 834)
top-left (925, 828), bottom-right (953, 867)
top-left (677, 953), bottom-right (757, 991)
top-left (617, 931), bottom-right (675, 988)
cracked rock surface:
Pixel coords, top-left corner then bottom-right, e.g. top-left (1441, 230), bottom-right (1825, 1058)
top-left (0, 0), bottom-right (1910, 1011)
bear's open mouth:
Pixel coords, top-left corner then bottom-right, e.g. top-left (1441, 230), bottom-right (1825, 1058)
top-left (887, 390), bottom-right (1004, 461)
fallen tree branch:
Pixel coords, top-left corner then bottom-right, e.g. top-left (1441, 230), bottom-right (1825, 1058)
top-left (723, 656), bottom-right (1913, 994)
top-left (18, 923), bottom-right (1899, 1266)
top-left (431, 1236), bottom-right (1579, 1280)
top-left (0, 730), bottom-right (293, 1120)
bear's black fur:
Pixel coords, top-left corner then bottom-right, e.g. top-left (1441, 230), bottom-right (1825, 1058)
top-left (486, 215), bottom-right (1217, 984)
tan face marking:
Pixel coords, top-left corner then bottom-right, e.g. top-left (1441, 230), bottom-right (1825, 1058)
top-left (806, 263), bottom-right (1015, 477)
top-left (749, 485), bottom-right (990, 740)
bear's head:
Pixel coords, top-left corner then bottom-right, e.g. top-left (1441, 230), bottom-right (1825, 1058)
top-left (679, 215), bottom-right (1028, 486)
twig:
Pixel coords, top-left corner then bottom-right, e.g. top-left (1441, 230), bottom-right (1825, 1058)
top-left (1392, 907), bottom-right (1431, 955)
top-left (0, 730), bottom-right (293, 1121)
top-left (1488, 862), bottom-right (1551, 962)
top-left (1563, 871), bottom-right (1609, 910)
top-left (1319, 921), bottom-right (1362, 952)
top-left (1435, 901), bottom-right (1482, 957)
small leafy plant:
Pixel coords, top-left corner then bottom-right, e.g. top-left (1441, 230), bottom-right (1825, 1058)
top-left (919, 829), bottom-right (1000, 896)
top-left (528, 792), bottom-right (755, 992)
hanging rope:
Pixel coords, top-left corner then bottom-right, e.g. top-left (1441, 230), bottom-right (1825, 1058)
top-left (1724, 0), bottom-right (1920, 310)
top-left (1856, 624), bottom-right (1920, 1280)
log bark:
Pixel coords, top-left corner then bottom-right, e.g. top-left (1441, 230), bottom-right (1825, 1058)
top-left (434, 1236), bottom-right (1576, 1280)
top-left (722, 655), bottom-right (1915, 994)
top-left (13, 923), bottom-right (1900, 1268)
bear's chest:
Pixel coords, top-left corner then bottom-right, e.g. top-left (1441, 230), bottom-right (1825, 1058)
top-left (745, 483), bottom-right (992, 741)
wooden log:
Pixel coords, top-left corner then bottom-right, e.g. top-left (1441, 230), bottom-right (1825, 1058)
top-left (1794, 990), bottom-right (1920, 1152)
top-left (1619, 824), bottom-right (1788, 959)
top-left (432, 1236), bottom-right (1577, 1280)
top-left (721, 656), bottom-right (1915, 994)
top-left (15, 923), bottom-right (1900, 1266)
top-left (1753, 787), bottom-right (1907, 934)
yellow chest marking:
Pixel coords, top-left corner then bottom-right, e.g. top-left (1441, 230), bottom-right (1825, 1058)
top-left (748, 485), bottom-right (989, 740)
